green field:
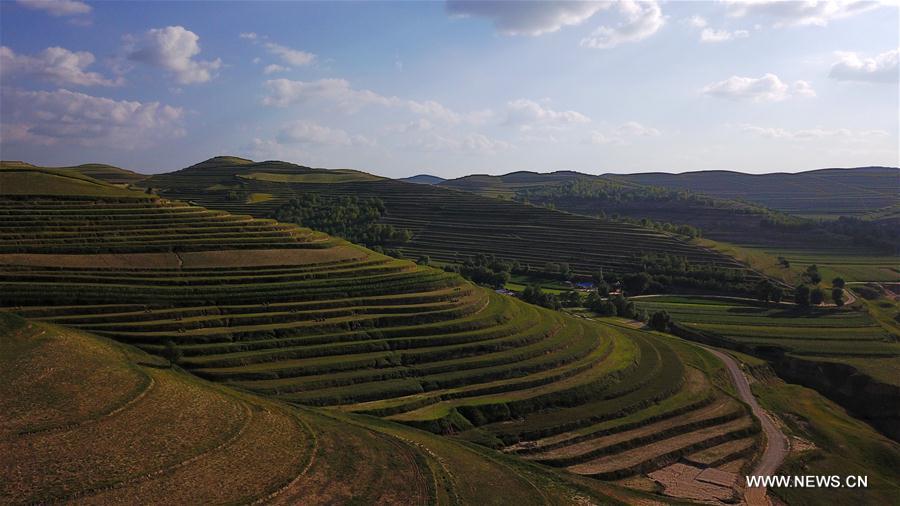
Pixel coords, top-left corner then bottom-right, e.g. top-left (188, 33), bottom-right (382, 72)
top-left (0, 166), bottom-right (764, 502)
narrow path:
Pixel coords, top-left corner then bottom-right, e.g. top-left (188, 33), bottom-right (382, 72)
top-left (699, 345), bottom-right (789, 506)
top-left (631, 292), bottom-right (854, 308)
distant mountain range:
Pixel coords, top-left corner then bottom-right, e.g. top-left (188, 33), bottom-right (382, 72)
top-left (398, 174), bottom-right (446, 185)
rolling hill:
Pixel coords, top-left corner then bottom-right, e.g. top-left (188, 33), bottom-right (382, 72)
top-left (144, 157), bottom-right (756, 287)
top-left (609, 167), bottom-right (900, 218)
top-left (0, 165), bottom-right (764, 502)
top-left (2, 311), bottom-right (673, 505)
top-left (399, 174), bottom-right (446, 185)
top-left (1, 160), bottom-right (147, 185)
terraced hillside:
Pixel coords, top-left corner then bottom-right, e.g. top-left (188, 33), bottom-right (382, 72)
top-left (145, 157), bottom-right (751, 278)
top-left (439, 170), bottom-right (881, 250)
top-left (634, 295), bottom-right (900, 441)
top-left (0, 166), bottom-right (764, 502)
top-left (1, 313), bottom-right (657, 505)
top-left (1, 160), bottom-right (146, 185)
top-left (611, 166), bottom-right (900, 218)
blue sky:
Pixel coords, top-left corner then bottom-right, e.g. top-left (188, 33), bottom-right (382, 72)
top-left (1, 0), bottom-right (897, 177)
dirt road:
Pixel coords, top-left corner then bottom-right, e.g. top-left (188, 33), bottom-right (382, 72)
top-left (700, 346), bottom-right (789, 506)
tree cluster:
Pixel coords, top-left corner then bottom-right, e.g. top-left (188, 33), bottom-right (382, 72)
top-left (271, 194), bottom-right (412, 247)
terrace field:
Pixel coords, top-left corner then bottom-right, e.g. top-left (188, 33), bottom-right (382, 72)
top-left (144, 157), bottom-right (753, 279)
top-left (0, 165), bottom-right (764, 502)
top-left (439, 170), bottom-right (899, 285)
top-left (633, 295), bottom-right (900, 440)
top-left (2, 312), bottom-right (671, 505)
top-left (610, 167), bottom-right (900, 218)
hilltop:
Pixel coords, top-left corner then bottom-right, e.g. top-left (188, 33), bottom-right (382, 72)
top-left (1, 160), bottom-right (146, 185)
top-left (609, 166), bottom-right (900, 218)
top-left (399, 174), bottom-right (446, 185)
top-left (144, 157), bottom-right (758, 295)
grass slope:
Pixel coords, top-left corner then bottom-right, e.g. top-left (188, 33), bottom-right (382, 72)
top-left (0, 165), bottom-right (757, 500)
top-left (144, 157), bottom-right (752, 278)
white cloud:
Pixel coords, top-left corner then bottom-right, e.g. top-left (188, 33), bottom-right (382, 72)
top-left (408, 132), bottom-right (510, 154)
top-left (687, 15), bottom-right (708, 28)
top-left (741, 124), bottom-right (889, 141)
top-left (505, 98), bottom-right (590, 130)
top-left (724, 0), bottom-right (885, 27)
top-left (587, 121), bottom-right (661, 145)
top-left (261, 78), bottom-right (474, 124)
top-left (263, 64), bottom-right (289, 75)
top-left (829, 48), bottom-right (899, 83)
top-left (700, 27), bottom-right (750, 42)
top-left (616, 121), bottom-right (661, 137)
top-left (16, 0), bottom-right (90, 16)
top-left (126, 26), bottom-right (222, 84)
top-left (263, 42), bottom-right (315, 66)
top-left (0, 46), bottom-right (122, 86)
top-left (581, 0), bottom-right (665, 49)
top-left (276, 120), bottom-right (373, 146)
top-left (239, 32), bottom-right (258, 40)
top-left (701, 73), bottom-right (815, 102)
top-left (0, 87), bottom-right (184, 148)
top-left (445, 0), bottom-right (607, 36)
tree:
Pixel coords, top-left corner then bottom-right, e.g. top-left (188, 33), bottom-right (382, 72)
top-left (832, 277), bottom-right (846, 289)
top-left (810, 287), bottom-right (825, 305)
top-left (162, 340), bottom-right (182, 367)
top-left (623, 272), bottom-right (651, 295)
top-left (755, 279), bottom-right (774, 303)
top-left (771, 285), bottom-right (784, 303)
top-left (832, 287), bottom-right (845, 307)
top-left (561, 290), bottom-right (581, 307)
top-left (416, 255), bottom-right (430, 265)
top-left (649, 310), bottom-right (671, 332)
top-left (795, 284), bottom-right (811, 307)
top-left (803, 264), bottom-right (822, 285)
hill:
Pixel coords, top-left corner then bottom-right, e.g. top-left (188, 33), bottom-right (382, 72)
top-left (440, 170), bottom-right (899, 285)
top-left (399, 174), bottom-right (446, 185)
top-left (1, 160), bottom-right (146, 185)
top-left (609, 167), bottom-right (900, 218)
top-left (145, 157), bottom-right (760, 294)
top-left (0, 165), bottom-right (764, 502)
top-left (1, 312), bottom-right (664, 505)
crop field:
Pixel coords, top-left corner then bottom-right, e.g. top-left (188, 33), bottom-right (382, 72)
top-left (0, 166), bottom-right (762, 501)
top-left (3, 313), bottom-right (659, 505)
top-left (145, 157), bottom-right (753, 277)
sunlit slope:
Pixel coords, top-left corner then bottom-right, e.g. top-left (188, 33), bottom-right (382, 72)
top-left (1, 161), bottom-right (146, 185)
top-left (0, 313), bottom-right (639, 505)
top-left (145, 156), bottom-right (749, 276)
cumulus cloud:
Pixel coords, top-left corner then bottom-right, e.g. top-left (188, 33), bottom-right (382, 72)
top-left (263, 64), bottom-right (289, 75)
top-left (700, 27), bottom-right (750, 42)
top-left (0, 87), bottom-right (184, 148)
top-left (276, 120), bottom-right (373, 146)
top-left (829, 48), bottom-right (899, 83)
top-left (581, 0), bottom-right (665, 49)
top-left (505, 99), bottom-right (590, 130)
top-left (724, 0), bottom-right (885, 27)
top-left (616, 121), bottom-right (661, 137)
top-left (445, 0), bottom-right (607, 36)
top-left (687, 15), bottom-right (708, 28)
top-left (16, 0), bottom-right (90, 16)
top-left (126, 26), bottom-right (222, 84)
top-left (701, 73), bottom-right (815, 102)
top-left (261, 78), bottom-right (475, 124)
top-left (741, 124), bottom-right (889, 141)
top-left (0, 46), bottom-right (122, 86)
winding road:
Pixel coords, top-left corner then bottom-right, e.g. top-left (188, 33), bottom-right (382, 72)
top-left (700, 345), bottom-right (789, 506)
